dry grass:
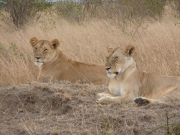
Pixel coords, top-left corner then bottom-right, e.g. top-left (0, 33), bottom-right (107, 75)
top-left (0, 81), bottom-right (180, 135)
top-left (0, 7), bottom-right (180, 86)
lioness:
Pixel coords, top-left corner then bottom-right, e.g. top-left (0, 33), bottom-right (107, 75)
top-left (30, 37), bottom-right (108, 85)
top-left (96, 45), bottom-right (180, 105)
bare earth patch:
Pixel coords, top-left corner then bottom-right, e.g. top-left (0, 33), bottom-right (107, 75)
top-left (0, 81), bottom-right (180, 135)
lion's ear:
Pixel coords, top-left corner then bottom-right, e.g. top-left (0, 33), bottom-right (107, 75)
top-left (30, 37), bottom-right (38, 47)
top-left (51, 39), bottom-right (60, 49)
top-left (107, 47), bottom-right (114, 53)
top-left (124, 45), bottom-right (135, 56)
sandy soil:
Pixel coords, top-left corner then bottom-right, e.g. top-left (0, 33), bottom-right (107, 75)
top-left (0, 81), bottom-right (180, 135)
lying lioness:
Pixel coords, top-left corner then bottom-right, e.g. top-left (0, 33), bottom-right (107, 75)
top-left (30, 37), bottom-right (108, 85)
top-left (96, 45), bottom-right (180, 105)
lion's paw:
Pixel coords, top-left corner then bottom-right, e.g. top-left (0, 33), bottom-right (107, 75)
top-left (96, 97), bottom-right (108, 104)
top-left (134, 97), bottom-right (149, 106)
top-left (95, 93), bottom-right (110, 99)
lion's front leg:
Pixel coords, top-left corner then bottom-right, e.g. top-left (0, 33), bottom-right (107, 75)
top-left (134, 97), bottom-right (170, 106)
top-left (96, 95), bottom-right (134, 104)
top-left (96, 90), bottom-right (117, 104)
top-left (95, 90), bottom-right (114, 99)
top-left (96, 96), bottom-right (115, 104)
top-left (96, 89), bottom-right (135, 104)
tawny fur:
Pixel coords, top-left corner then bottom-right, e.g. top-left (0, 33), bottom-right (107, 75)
top-left (96, 45), bottom-right (180, 105)
top-left (30, 37), bottom-right (108, 85)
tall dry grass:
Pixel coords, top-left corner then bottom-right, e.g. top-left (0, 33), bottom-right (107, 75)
top-left (0, 8), bottom-right (180, 87)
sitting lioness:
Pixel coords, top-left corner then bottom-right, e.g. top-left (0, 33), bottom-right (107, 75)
top-left (30, 37), bottom-right (108, 85)
top-left (96, 45), bottom-right (180, 105)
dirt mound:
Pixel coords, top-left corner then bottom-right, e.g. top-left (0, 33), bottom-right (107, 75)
top-left (0, 81), bottom-right (180, 135)
top-left (0, 84), bottom-right (72, 115)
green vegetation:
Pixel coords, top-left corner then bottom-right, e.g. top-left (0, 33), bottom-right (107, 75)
top-left (55, 0), bottom-right (167, 24)
top-left (56, 1), bottom-right (86, 23)
top-left (0, 0), bottom-right (52, 27)
top-left (148, 111), bottom-right (180, 135)
top-left (171, 123), bottom-right (180, 135)
top-left (0, 0), bottom-right (180, 27)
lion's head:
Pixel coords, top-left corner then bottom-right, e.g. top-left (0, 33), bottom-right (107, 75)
top-left (30, 37), bottom-right (60, 67)
top-left (105, 45), bottom-right (135, 78)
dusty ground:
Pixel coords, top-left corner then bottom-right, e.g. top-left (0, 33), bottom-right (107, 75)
top-left (0, 81), bottom-right (180, 135)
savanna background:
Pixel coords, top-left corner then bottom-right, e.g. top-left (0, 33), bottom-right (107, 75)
top-left (0, 0), bottom-right (180, 134)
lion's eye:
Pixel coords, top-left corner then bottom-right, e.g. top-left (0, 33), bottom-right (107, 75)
top-left (44, 49), bottom-right (48, 52)
top-left (114, 57), bottom-right (118, 60)
top-left (34, 48), bottom-right (37, 51)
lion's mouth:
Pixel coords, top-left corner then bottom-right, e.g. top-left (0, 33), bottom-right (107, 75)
top-left (114, 72), bottom-right (119, 75)
top-left (35, 61), bottom-right (43, 63)
top-left (34, 61), bottom-right (43, 67)
top-left (35, 59), bottom-right (41, 62)
top-left (106, 72), bottom-right (119, 78)
top-left (107, 72), bottom-right (119, 75)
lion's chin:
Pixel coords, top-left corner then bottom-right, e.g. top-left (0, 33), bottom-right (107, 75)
top-left (34, 62), bottom-right (43, 67)
top-left (107, 73), bottom-right (116, 78)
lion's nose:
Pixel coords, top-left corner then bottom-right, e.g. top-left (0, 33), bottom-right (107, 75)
top-left (105, 67), bottom-right (111, 71)
top-left (36, 56), bottom-right (41, 60)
